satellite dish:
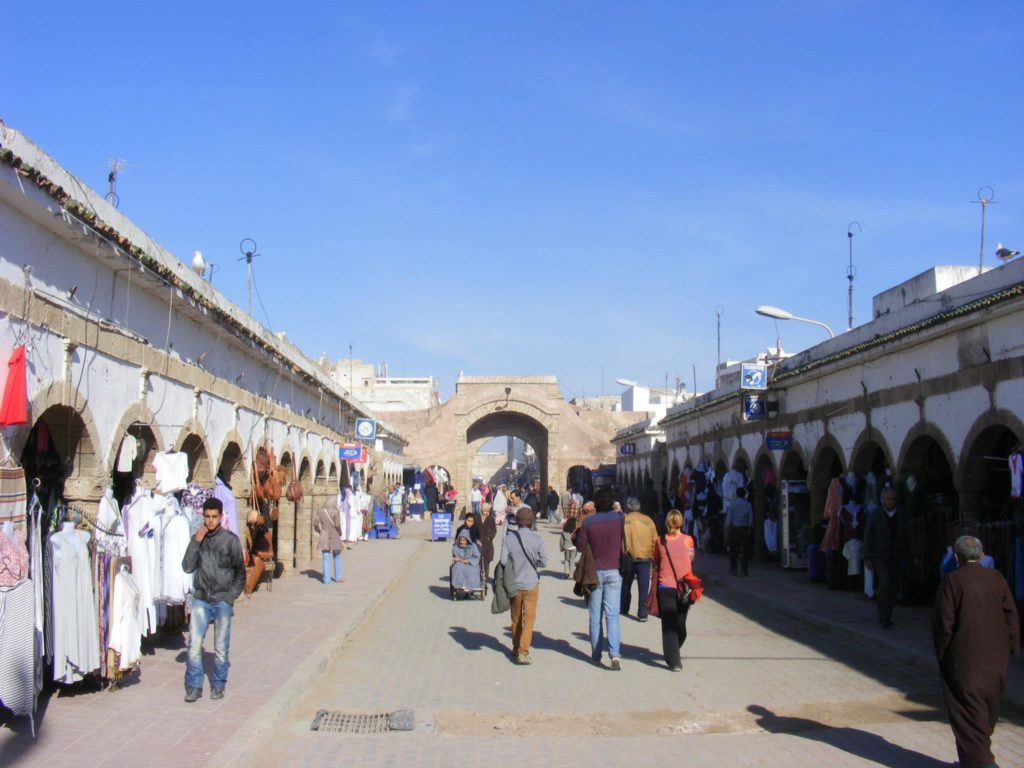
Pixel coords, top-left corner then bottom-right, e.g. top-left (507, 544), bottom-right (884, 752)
top-left (191, 250), bottom-right (207, 276)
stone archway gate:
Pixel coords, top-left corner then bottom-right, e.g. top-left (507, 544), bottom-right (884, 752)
top-left (387, 375), bottom-right (642, 509)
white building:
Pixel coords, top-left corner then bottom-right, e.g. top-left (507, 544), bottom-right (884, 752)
top-left (0, 125), bottom-right (404, 568)
top-left (331, 358), bottom-right (438, 411)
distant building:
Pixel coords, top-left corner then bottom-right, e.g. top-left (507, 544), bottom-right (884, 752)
top-left (330, 358), bottom-right (438, 411)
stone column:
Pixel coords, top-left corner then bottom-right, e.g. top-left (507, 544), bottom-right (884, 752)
top-left (297, 493), bottom-right (314, 565)
top-left (277, 499), bottom-right (297, 572)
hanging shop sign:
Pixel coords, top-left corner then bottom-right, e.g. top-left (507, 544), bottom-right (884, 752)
top-left (764, 431), bottom-right (793, 451)
top-left (339, 444), bottom-right (362, 461)
top-left (742, 394), bottom-right (767, 422)
top-left (618, 443), bottom-right (637, 456)
top-left (740, 362), bottom-right (768, 390)
top-left (355, 418), bottom-right (377, 441)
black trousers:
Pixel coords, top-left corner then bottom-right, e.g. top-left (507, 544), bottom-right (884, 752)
top-left (874, 560), bottom-right (901, 624)
top-left (657, 589), bottom-right (690, 668)
top-left (621, 560), bottom-right (652, 618)
top-left (728, 526), bottom-right (752, 574)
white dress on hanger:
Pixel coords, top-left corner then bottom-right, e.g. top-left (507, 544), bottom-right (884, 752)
top-left (108, 568), bottom-right (143, 670)
top-left (124, 492), bottom-right (158, 635)
top-left (160, 512), bottom-right (193, 603)
top-left (49, 526), bottom-right (100, 684)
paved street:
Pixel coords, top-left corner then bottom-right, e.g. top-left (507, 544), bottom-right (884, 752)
top-left (4, 520), bottom-right (1023, 768)
top-left (252, 522), bottom-right (1024, 768)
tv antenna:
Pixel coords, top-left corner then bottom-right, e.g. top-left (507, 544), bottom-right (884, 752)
top-left (972, 187), bottom-right (995, 276)
top-left (714, 305), bottom-right (724, 388)
top-left (238, 238), bottom-right (260, 316)
top-left (106, 158), bottom-right (127, 208)
top-left (846, 222), bottom-right (861, 331)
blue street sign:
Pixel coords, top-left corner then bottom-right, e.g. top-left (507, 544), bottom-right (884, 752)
top-left (355, 418), bottom-right (377, 441)
top-left (742, 394), bottom-right (767, 421)
top-left (765, 432), bottom-right (793, 451)
top-left (339, 444), bottom-right (361, 460)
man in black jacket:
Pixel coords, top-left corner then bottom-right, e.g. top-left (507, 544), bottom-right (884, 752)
top-left (863, 487), bottom-right (910, 629)
top-left (182, 497), bottom-right (245, 702)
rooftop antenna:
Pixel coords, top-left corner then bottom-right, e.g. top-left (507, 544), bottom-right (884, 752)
top-left (106, 158), bottom-right (126, 208)
top-left (846, 222), bottom-right (861, 332)
top-left (714, 305), bottom-right (724, 388)
top-left (238, 238), bottom-right (259, 316)
top-left (973, 186), bottom-right (995, 276)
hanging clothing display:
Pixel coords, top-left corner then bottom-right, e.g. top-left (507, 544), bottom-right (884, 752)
top-left (0, 344), bottom-right (28, 426)
top-left (1010, 450), bottom-right (1022, 500)
top-left (123, 491), bottom-right (158, 634)
top-left (211, 477), bottom-right (238, 534)
top-left (158, 506), bottom-right (192, 604)
top-left (116, 435), bottom-right (138, 473)
top-left (0, 465), bottom-right (27, 529)
top-left (0, 576), bottom-right (35, 718)
top-left (49, 524), bottom-right (101, 684)
top-left (151, 451), bottom-right (188, 494)
top-left (107, 567), bottom-right (143, 670)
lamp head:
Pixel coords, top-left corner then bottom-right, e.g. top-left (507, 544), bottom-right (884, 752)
top-left (504, 386), bottom-right (512, 396)
top-left (755, 305), bottom-right (793, 321)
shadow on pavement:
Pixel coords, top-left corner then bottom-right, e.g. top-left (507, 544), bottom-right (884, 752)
top-left (748, 705), bottom-right (949, 767)
top-left (427, 585), bottom-right (452, 600)
top-left (570, 631), bottom-right (665, 669)
top-left (448, 626), bottom-right (510, 657)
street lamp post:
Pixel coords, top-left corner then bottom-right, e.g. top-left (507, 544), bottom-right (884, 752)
top-left (755, 305), bottom-right (835, 339)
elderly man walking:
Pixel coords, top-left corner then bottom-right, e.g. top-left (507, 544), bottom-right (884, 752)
top-left (575, 488), bottom-right (625, 669)
top-left (621, 497), bottom-right (658, 621)
top-left (932, 535), bottom-right (1019, 768)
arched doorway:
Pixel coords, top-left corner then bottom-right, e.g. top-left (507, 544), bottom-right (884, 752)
top-left (181, 434), bottom-right (212, 486)
top-left (456, 395), bottom-right (558, 520)
top-left (809, 440), bottom-right (843, 525)
top-left (111, 423), bottom-right (158, 505)
top-left (780, 449), bottom-right (806, 481)
top-left (960, 424), bottom-right (1022, 522)
top-left (464, 409), bottom-right (550, 518)
top-left (21, 405), bottom-right (101, 506)
top-left (752, 452), bottom-right (778, 559)
top-left (899, 432), bottom-right (956, 603)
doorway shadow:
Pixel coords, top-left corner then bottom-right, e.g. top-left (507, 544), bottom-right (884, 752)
top-left (748, 705), bottom-right (949, 767)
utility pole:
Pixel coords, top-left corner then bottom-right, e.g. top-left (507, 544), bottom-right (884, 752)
top-left (714, 306), bottom-right (724, 389)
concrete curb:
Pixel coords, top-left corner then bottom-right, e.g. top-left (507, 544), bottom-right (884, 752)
top-left (208, 540), bottom-right (430, 767)
top-left (705, 573), bottom-right (1024, 710)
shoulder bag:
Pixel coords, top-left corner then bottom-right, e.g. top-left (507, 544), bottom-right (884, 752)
top-left (285, 462), bottom-right (304, 502)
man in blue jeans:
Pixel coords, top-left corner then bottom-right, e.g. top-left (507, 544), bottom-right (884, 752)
top-left (575, 488), bottom-right (624, 669)
top-left (181, 497), bottom-right (245, 702)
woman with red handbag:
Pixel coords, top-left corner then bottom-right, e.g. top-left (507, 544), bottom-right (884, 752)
top-left (649, 510), bottom-right (696, 672)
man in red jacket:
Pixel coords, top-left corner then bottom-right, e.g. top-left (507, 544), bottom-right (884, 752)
top-left (932, 535), bottom-right (1019, 768)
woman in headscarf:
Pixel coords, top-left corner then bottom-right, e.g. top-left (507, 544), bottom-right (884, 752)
top-left (477, 503), bottom-right (497, 579)
top-left (451, 531), bottom-right (481, 594)
top-left (455, 511), bottom-right (481, 546)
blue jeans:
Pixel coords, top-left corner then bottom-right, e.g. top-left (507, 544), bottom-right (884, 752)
top-left (471, 501), bottom-right (481, 515)
top-left (322, 550), bottom-right (342, 584)
top-left (186, 598), bottom-right (233, 691)
top-left (588, 569), bottom-right (622, 661)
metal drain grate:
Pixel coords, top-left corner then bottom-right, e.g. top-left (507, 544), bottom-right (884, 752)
top-left (311, 709), bottom-right (414, 734)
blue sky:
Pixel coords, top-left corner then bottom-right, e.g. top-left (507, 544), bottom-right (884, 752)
top-left (5, 2), bottom-right (1023, 401)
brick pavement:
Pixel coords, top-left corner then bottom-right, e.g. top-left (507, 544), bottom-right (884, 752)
top-left (0, 535), bottom-right (425, 768)
top-left (253, 522), bottom-right (1024, 768)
